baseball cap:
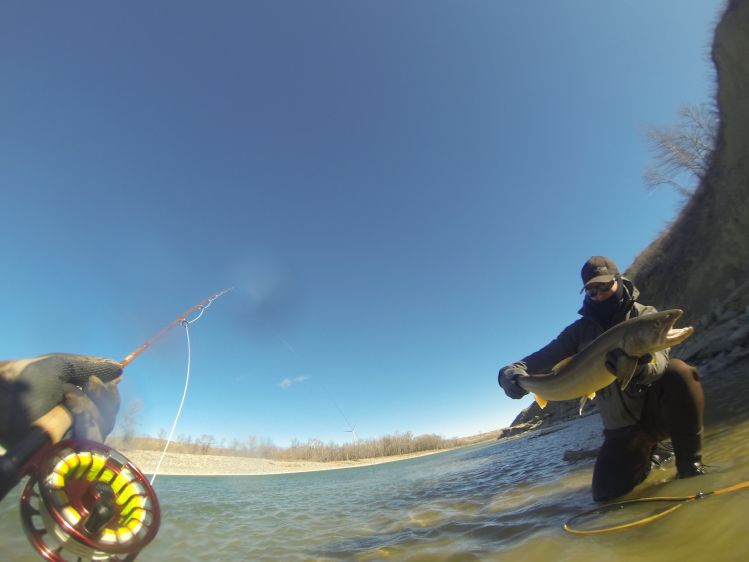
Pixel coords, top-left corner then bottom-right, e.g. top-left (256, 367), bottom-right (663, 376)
top-left (580, 256), bottom-right (620, 290)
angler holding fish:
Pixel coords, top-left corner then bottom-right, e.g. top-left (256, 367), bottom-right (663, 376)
top-left (498, 256), bottom-right (705, 501)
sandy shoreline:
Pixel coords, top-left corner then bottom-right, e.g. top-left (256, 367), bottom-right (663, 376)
top-left (120, 448), bottom-right (457, 477)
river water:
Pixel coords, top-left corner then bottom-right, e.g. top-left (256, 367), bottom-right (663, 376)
top-left (2, 408), bottom-right (749, 561)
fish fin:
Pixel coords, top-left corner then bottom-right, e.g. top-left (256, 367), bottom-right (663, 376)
top-left (534, 395), bottom-right (548, 409)
top-left (578, 393), bottom-right (596, 416)
top-left (618, 357), bottom-right (640, 391)
top-left (552, 356), bottom-right (575, 372)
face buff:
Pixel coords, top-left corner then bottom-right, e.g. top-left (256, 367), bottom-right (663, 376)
top-left (585, 281), bottom-right (625, 328)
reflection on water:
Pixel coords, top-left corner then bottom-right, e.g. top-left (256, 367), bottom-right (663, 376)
top-left (2, 413), bottom-right (749, 561)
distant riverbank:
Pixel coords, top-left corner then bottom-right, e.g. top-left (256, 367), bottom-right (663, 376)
top-left (121, 447), bottom-right (458, 476)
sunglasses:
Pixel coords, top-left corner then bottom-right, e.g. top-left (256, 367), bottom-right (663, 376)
top-left (584, 279), bottom-right (616, 297)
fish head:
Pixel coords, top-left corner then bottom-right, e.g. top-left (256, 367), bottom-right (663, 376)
top-left (621, 309), bottom-right (694, 356)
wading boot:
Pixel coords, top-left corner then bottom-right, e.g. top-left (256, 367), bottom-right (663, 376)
top-left (677, 462), bottom-right (706, 478)
top-left (672, 430), bottom-right (705, 479)
top-left (649, 440), bottom-right (675, 469)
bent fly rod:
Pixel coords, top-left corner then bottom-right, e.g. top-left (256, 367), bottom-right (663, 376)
top-left (120, 288), bottom-right (231, 368)
top-left (0, 289), bottom-right (231, 561)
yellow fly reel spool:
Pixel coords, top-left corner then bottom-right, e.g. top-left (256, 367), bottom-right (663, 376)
top-left (20, 439), bottom-right (160, 561)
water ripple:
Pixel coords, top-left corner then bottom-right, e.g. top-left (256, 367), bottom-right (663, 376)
top-left (4, 415), bottom-right (749, 560)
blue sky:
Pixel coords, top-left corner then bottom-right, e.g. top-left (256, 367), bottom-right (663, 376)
top-left (1, 1), bottom-right (724, 447)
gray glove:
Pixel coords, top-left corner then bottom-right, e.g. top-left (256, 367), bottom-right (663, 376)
top-left (0, 354), bottom-right (122, 447)
top-left (604, 348), bottom-right (652, 378)
top-left (498, 365), bottom-right (529, 399)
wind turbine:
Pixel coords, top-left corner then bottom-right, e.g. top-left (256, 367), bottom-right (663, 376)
top-left (329, 394), bottom-right (359, 457)
top-left (344, 424), bottom-right (358, 447)
top-left (320, 384), bottom-right (360, 457)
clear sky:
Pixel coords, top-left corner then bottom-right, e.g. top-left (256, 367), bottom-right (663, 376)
top-left (1, 1), bottom-right (725, 447)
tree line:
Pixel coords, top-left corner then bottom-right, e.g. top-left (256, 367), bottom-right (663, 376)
top-left (106, 430), bottom-right (485, 463)
top-left (109, 398), bottom-right (497, 462)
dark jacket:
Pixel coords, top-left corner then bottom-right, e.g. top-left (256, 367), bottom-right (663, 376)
top-left (508, 278), bottom-right (669, 430)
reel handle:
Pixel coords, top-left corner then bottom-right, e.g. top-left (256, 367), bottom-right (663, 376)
top-left (0, 426), bottom-right (51, 503)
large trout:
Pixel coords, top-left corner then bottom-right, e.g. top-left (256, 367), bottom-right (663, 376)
top-left (516, 309), bottom-right (693, 411)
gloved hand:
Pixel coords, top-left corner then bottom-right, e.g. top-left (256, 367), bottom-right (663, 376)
top-left (604, 348), bottom-right (652, 378)
top-left (498, 365), bottom-right (529, 399)
top-left (0, 354), bottom-right (122, 447)
top-left (64, 374), bottom-right (121, 442)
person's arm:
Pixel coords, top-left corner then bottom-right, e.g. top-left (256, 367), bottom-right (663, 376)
top-left (519, 321), bottom-right (583, 373)
top-left (498, 321), bottom-right (583, 399)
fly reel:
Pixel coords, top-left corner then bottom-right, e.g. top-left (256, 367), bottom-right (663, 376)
top-left (19, 439), bottom-right (160, 561)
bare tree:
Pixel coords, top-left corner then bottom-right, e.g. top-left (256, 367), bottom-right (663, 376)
top-left (643, 103), bottom-right (718, 199)
top-left (244, 435), bottom-right (258, 456)
top-left (120, 399), bottom-right (143, 446)
top-left (198, 434), bottom-right (215, 455)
